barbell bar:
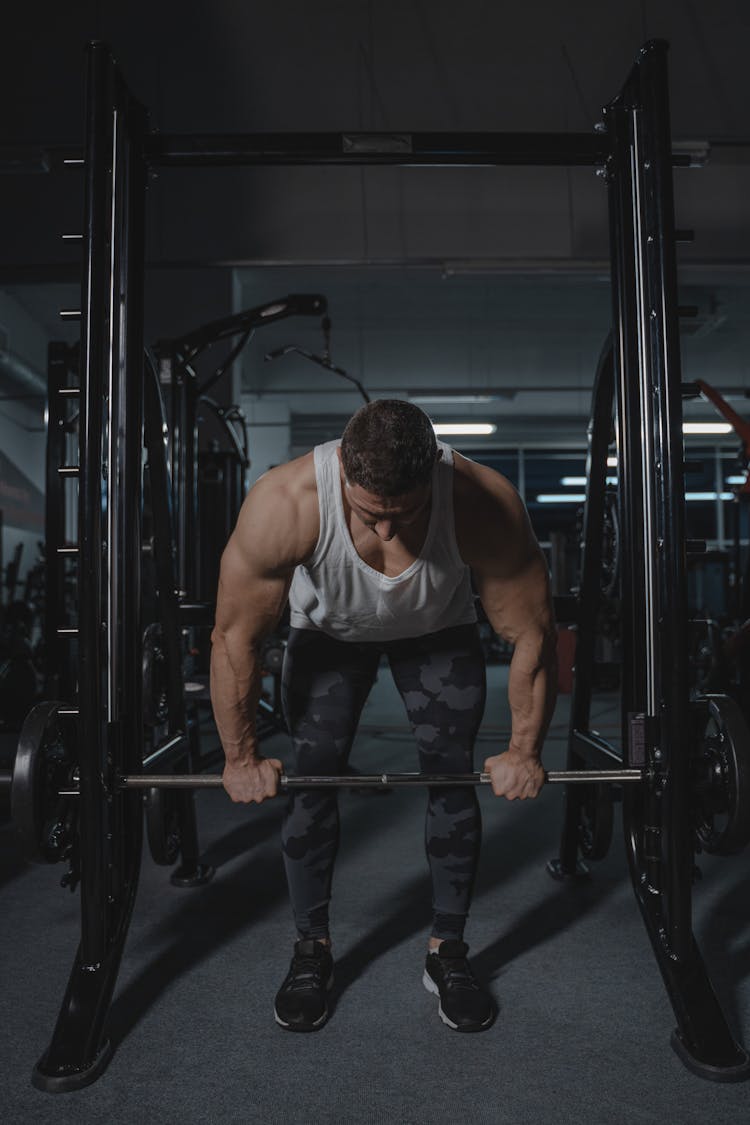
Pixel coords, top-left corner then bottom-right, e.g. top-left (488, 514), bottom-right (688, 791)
top-left (0, 764), bottom-right (644, 810)
top-left (33, 767), bottom-right (643, 795)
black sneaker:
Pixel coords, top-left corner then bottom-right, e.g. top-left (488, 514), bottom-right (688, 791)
top-left (274, 939), bottom-right (334, 1032)
top-left (423, 940), bottom-right (496, 1032)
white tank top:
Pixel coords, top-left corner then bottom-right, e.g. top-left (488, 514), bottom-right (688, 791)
top-left (288, 440), bottom-right (477, 641)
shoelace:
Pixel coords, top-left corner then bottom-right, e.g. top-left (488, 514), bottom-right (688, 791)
top-left (439, 958), bottom-right (480, 991)
top-left (287, 955), bottom-right (327, 992)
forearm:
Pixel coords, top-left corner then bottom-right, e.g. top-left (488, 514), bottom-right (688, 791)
top-left (209, 626), bottom-right (265, 764)
top-left (506, 628), bottom-right (558, 760)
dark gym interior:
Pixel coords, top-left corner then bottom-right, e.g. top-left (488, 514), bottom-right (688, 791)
top-left (1, 3), bottom-right (750, 1122)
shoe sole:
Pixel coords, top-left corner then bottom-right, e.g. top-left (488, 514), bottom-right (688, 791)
top-left (274, 972), bottom-right (334, 1032)
top-left (422, 970), bottom-right (495, 1033)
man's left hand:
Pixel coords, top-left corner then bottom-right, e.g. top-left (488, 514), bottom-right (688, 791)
top-left (482, 749), bottom-right (545, 800)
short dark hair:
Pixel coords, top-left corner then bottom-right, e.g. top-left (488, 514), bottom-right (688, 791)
top-left (340, 399), bottom-right (437, 496)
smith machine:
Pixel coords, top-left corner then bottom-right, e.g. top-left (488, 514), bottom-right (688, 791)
top-left (3, 38), bottom-right (750, 1089)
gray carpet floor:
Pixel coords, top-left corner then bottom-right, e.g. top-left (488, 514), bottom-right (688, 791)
top-left (2, 665), bottom-right (750, 1124)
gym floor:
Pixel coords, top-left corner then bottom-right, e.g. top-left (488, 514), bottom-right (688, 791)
top-left (2, 666), bottom-right (749, 1124)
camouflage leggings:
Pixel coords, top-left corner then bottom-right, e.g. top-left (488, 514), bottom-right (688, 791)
top-left (281, 623), bottom-right (486, 941)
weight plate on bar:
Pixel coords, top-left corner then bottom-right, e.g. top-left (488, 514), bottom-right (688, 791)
top-left (12, 700), bottom-right (77, 864)
top-left (694, 694), bottom-right (750, 856)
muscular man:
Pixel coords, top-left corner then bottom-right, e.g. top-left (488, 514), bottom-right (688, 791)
top-left (211, 400), bottom-right (556, 1034)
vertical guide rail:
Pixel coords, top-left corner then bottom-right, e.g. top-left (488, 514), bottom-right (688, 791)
top-left (635, 39), bottom-right (692, 958)
top-left (608, 40), bottom-right (749, 1080)
top-left (77, 41), bottom-right (113, 967)
top-left (107, 58), bottom-right (148, 959)
top-left (33, 44), bottom-right (148, 1092)
top-left (44, 343), bottom-right (73, 698)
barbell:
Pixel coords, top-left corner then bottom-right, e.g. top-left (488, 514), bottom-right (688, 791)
top-left (97, 768), bottom-right (646, 790)
top-left (0, 761), bottom-right (644, 797)
top-left (4, 693), bottom-right (750, 868)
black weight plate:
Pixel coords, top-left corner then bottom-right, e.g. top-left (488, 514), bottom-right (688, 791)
top-left (12, 700), bottom-right (72, 863)
top-left (695, 694), bottom-right (750, 856)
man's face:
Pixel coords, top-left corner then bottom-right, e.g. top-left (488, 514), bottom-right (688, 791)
top-left (344, 480), bottom-right (432, 542)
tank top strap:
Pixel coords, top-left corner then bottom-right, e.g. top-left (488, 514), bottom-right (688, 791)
top-left (434, 441), bottom-right (465, 570)
top-left (308, 440), bottom-right (342, 567)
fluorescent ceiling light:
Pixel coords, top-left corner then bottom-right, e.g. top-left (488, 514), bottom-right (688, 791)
top-left (539, 490), bottom-right (733, 504)
top-left (607, 456), bottom-right (618, 467)
top-left (683, 422), bottom-right (733, 434)
top-left (686, 492), bottom-right (735, 501)
top-left (433, 423), bottom-right (497, 436)
top-left (726, 475), bottom-right (746, 485)
top-left (560, 476), bottom-right (617, 487)
top-left (411, 395), bottom-right (494, 405)
top-left (536, 494), bottom-right (587, 504)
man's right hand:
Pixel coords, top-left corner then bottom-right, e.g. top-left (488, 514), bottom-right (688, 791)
top-left (222, 756), bottom-right (283, 804)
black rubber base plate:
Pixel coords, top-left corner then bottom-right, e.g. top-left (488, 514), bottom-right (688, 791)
top-left (670, 1029), bottom-right (750, 1083)
top-left (31, 1039), bottom-right (113, 1093)
top-left (546, 858), bottom-right (591, 882)
top-left (170, 862), bottom-right (215, 888)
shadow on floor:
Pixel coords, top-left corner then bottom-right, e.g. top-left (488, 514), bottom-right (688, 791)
top-left (696, 863), bottom-right (750, 1041)
top-left (330, 810), bottom-right (621, 1012)
top-left (107, 781), bottom-right (429, 1046)
top-left (0, 823), bottom-right (41, 890)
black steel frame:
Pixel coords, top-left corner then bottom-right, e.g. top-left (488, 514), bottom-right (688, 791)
top-left (613, 44), bottom-right (748, 1079)
top-left (31, 38), bottom-right (749, 1091)
top-left (553, 44), bottom-right (749, 1080)
top-left (33, 46), bottom-right (148, 1091)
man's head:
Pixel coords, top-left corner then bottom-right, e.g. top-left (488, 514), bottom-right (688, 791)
top-left (339, 399), bottom-right (437, 497)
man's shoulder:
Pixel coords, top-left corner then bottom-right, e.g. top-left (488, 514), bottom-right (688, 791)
top-left (452, 453), bottom-right (532, 566)
top-left (234, 452), bottom-right (320, 570)
top-left (453, 452), bottom-right (523, 513)
top-left (256, 449), bottom-right (317, 494)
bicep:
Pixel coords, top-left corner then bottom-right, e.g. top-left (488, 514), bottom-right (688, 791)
top-left (214, 534), bottom-right (293, 642)
top-left (474, 549), bottom-right (554, 645)
top-left (470, 490), bottom-right (554, 644)
top-left (458, 463), bottom-right (555, 645)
